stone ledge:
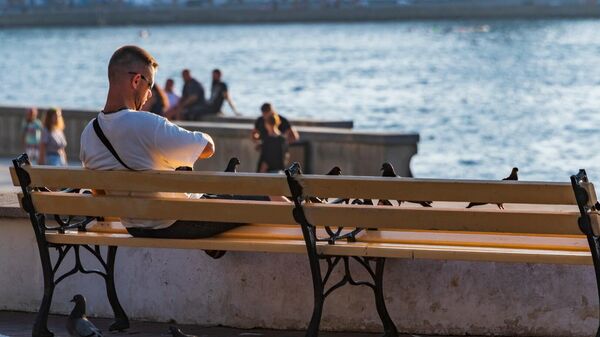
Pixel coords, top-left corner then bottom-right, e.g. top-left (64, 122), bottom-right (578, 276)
top-left (0, 193), bottom-right (25, 219)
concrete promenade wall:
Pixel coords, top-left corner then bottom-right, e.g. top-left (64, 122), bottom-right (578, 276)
top-left (0, 106), bottom-right (418, 176)
top-left (0, 200), bottom-right (598, 336)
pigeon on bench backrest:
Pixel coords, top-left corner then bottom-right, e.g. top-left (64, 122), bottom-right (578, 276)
top-left (381, 162), bottom-right (433, 207)
top-left (466, 167), bottom-right (519, 210)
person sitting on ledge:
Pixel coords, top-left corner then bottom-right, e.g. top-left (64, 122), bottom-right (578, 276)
top-left (80, 45), bottom-right (266, 239)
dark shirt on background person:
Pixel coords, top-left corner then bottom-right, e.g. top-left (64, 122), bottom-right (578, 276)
top-left (259, 134), bottom-right (288, 173)
top-left (254, 115), bottom-right (291, 140)
top-left (182, 77), bottom-right (206, 119)
top-left (208, 80), bottom-right (227, 114)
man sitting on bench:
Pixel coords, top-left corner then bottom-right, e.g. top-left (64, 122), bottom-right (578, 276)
top-left (80, 45), bottom-right (256, 239)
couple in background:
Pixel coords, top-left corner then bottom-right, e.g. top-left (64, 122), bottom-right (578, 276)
top-left (252, 102), bottom-right (299, 173)
top-left (163, 69), bottom-right (240, 120)
top-left (23, 107), bottom-right (67, 166)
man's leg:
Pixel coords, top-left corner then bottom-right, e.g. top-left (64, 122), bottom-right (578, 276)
top-left (127, 220), bottom-right (242, 239)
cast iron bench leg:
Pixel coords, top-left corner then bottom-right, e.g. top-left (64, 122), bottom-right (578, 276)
top-left (374, 258), bottom-right (398, 337)
top-left (32, 218), bottom-right (55, 337)
top-left (587, 236), bottom-right (600, 337)
top-left (32, 286), bottom-right (54, 337)
top-left (105, 246), bottom-right (129, 331)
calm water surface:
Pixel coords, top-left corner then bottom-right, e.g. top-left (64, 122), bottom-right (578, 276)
top-left (1, 20), bottom-right (600, 181)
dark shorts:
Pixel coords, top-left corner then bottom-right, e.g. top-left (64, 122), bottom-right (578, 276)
top-left (126, 194), bottom-right (270, 239)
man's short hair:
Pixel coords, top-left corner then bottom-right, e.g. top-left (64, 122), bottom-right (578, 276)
top-left (213, 69), bottom-right (221, 75)
top-left (108, 45), bottom-right (158, 80)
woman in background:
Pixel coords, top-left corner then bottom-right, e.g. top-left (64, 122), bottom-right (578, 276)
top-left (142, 84), bottom-right (170, 116)
top-left (38, 107), bottom-right (67, 166)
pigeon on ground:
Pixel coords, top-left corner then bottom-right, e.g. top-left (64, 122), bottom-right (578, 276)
top-left (67, 294), bottom-right (102, 337)
top-left (381, 162), bottom-right (433, 207)
top-left (466, 167), bottom-right (519, 210)
top-left (169, 325), bottom-right (197, 337)
top-left (225, 157), bottom-right (241, 173)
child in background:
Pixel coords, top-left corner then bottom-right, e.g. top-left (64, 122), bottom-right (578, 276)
top-left (22, 107), bottom-right (42, 162)
top-left (258, 114), bottom-right (289, 173)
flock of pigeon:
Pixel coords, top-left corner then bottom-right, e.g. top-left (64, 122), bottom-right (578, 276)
top-left (65, 161), bottom-right (519, 337)
top-left (313, 161), bottom-right (518, 209)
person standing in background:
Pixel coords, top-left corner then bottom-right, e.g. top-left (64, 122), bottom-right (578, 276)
top-left (207, 69), bottom-right (240, 116)
top-left (22, 107), bottom-right (42, 162)
top-left (252, 102), bottom-right (299, 171)
top-left (38, 107), bottom-right (67, 166)
top-left (252, 102), bottom-right (299, 144)
top-left (258, 114), bottom-right (289, 173)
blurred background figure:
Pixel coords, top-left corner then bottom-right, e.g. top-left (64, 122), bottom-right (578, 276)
top-left (252, 102), bottom-right (299, 171)
top-left (38, 107), bottom-right (67, 166)
top-left (252, 102), bottom-right (298, 144)
top-left (164, 78), bottom-right (180, 109)
top-left (22, 107), bottom-right (42, 163)
top-left (207, 69), bottom-right (240, 116)
top-left (258, 113), bottom-right (289, 173)
top-left (142, 84), bottom-right (170, 116)
top-left (167, 69), bottom-right (206, 120)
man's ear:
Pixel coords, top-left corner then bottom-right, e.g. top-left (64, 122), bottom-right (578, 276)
top-left (129, 73), bottom-right (140, 90)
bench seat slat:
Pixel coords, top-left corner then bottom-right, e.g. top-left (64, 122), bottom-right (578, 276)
top-left (88, 222), bottom-right (589, 252)
top-left (45, 231), bottom-right (592, 265)
top-left (360, 230), bottom-right (588, 252)
top-left (10, 166), bottom-right (582, 205)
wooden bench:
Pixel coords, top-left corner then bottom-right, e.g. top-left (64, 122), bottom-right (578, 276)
top-left (9, 153), bottom-right (600, 337)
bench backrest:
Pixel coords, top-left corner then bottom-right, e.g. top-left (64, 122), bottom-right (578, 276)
top-left (10, 157), bottom-right (599, 237)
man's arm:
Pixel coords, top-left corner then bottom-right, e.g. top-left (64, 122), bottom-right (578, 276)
top-left (224, 91), bottom-right (241, 116)
top-left (285, 127), bottom-right (299, 144)
top-left (178, 94), bottom-right (198, 109)
top-left (199, 139), bottom-right (214, 159)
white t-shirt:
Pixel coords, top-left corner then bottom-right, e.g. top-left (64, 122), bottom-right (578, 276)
top-left (80, 109), bottom-right (212, 229)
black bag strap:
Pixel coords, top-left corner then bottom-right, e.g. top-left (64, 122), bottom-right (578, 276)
top-left (92, 118), bottom-right (135, 171)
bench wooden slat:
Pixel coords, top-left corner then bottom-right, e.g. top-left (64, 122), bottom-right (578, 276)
top-left (11, 166), bottom-right (582, 205)
top-left (360, 230), bottom-right (588, 252)
top-left (87, 222), bottom-right (588, 252)
top-left (44, 231), bottom-right (592, 265)
top-left (10, 166), bottom-right (290, 196)
top-left (303, 203), bottom-right (582, 235)
top-left (45, 232), bottom-right (378, 257)
top-left (29, 192), bottom-right (297, 225)
top-left (298, 175), bottom-right (579, 205)
top-left (27, 192), bottom-right (582, 234)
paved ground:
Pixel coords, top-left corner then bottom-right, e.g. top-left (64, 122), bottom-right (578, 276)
top-left (0, 311), bottom-right (390, 337)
